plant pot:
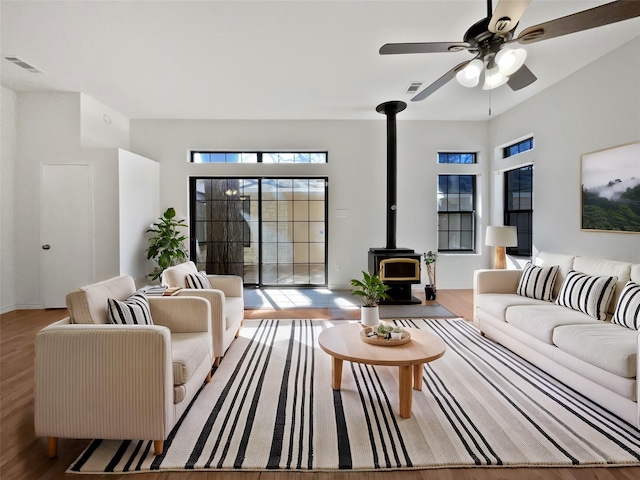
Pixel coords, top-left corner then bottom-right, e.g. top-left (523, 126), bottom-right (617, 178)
top-left (360, 306), bottom-right (380, 327)
top-left (424, 285), bottom-right (437, 301)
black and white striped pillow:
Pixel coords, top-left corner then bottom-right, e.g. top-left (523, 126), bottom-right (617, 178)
top-left (107, 291), bottom-right (153, 325)
top-left (555, 270), bottom-right (617, 320)
top-left (612, 281), bottom-right (640, 330)
top-left (186, 272), bottom-right (212, 289)
top-left (516, 263), bottom-right (559, 301)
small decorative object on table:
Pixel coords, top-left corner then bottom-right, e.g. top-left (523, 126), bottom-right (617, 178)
top-left (360, 322), bottom-right (411, 346)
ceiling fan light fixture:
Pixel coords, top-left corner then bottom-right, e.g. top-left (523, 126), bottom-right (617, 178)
top-left (496, 47), bottom-right (527, 76)
top-left (455, 59), bottom-right (483, 87)
top-left (483, 64), bottom-right (508, 90)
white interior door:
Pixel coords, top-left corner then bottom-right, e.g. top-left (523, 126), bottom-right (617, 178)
top-left (41, 164), bottom-right (93, 308)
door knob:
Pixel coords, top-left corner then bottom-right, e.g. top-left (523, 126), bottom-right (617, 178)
top-left (42, 244), bottom-right (51, 250)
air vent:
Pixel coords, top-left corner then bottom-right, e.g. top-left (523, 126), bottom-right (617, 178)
top-left (405, 82), bottom-right (423, 94)
top-left (4, 56), bottom-right (42, 73)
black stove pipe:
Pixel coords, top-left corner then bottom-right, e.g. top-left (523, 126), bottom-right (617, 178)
top-left (376, 100), bottom-right (407, 250)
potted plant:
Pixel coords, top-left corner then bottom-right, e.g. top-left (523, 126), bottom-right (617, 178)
top-left (350, 271), bottom-right (390, 326)
top-left (423, 250), bottom-right (437, 301)
top-left (146, 207), bottom-right (188, 281)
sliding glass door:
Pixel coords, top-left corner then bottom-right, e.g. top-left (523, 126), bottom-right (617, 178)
top-left (190, 177), bottom-right (327, 287)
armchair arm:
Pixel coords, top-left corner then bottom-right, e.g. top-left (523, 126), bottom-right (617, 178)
top-left (148, 296), bottom-right (210, 334)
top-left (206, 274), bottom-right (244, 298)
top-left (176, 289), bottom-right (227, 356)
top-left (34, 320), bottom-right (174, 441)
top-left (473, 269), bottom-right (523, 295)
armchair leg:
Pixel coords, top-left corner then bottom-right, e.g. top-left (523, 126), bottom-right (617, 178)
top-left (48, 437), bottom-right (58, 458)
top-left (206, 371), bottom-right (212, 383)
top-left (214, 356), bottom-right (221, 367)
top-left (154, 440), bottom-right (164, 455)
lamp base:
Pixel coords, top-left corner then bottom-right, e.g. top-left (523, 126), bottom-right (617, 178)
top-left (493, 246), bottom-right (507, 269)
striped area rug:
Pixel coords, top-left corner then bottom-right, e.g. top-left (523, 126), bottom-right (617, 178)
top-left (68, 319), bottom-right (640, 473)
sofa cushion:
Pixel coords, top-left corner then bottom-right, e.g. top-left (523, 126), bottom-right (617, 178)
top-left (505, 304), bottom-right (600, 344)
top-left (66, 276), bottom-right (137, 324)
top-left (555, 270), bottom-right (617, 320)
top-left (475, 293), bottom-right (548, 322)
top-left (572, 256), bottom-right (632, 315)
top-left (552, 323), bottom-right (637, 378)
top-left (536, 252), bottom-right (575, 299)
top-left (186, 272), bottom-right (212, 289)
top-left (107, 291), bottom-right (154, 325)
top-left (162, 261), bottom-right (198, 288)
top-left (171, 333), bottom-right (211, 386)
top-left (516, 263), bottom-right (559, 301)
top-left (612, 281), bottom-right (640, 330)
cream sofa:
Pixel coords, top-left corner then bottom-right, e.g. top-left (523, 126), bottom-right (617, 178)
top-left (474, 252), bottom-right (639, 427)
top-left (35, 275), bottom-right (213, 457)
top-left (162, 261), bottom-right (244, 366)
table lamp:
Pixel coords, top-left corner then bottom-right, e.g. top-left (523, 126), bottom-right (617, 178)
top-left (485, 226), bottom-right (517, 269)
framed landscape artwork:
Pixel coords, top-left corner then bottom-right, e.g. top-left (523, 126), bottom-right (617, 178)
top-left (581, 141), bottom-right (640, 233)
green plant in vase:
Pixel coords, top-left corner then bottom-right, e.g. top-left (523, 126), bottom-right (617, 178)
top-left (423, 250), bottom-right (437, 301)
top-left (350, 271), bottom-right (390, 327)
top-left (146, 207), bottom-right (188, 281)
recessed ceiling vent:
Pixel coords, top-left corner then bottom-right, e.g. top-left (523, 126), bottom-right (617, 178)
top-left (4, 56), bottom-right (42, 73)
top-left (405, 82), bottom-right (423, 94)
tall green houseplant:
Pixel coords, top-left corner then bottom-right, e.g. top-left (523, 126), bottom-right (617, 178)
top-left (146, 207), bottom-right (188, 281)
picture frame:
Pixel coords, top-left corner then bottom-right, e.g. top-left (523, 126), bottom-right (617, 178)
top-left (581, 141), bottom-right (640, 233)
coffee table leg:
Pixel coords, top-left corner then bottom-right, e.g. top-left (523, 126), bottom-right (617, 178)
top-left (413, 363), bottom-right (423, 391)
top-left (398, 365), bottom-right (412, 418)
top-left (331, 357), bottom-right (343, 390)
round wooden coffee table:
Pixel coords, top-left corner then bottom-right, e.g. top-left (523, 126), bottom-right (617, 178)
top-left (318, 323), bottom-right (446, 418)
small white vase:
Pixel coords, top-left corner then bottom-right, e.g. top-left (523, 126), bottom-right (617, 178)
top-left (360, 306), bottom-right (380, 327)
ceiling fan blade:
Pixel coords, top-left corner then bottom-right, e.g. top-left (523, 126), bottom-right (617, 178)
top-left (411, 61), bottom-right (471, 102)
top-left (380, 42), bottom-right (470, 55)
top-left (489, 0), bottom-right (531, 33)
top-left (507, 64), bottom-right (537, 91)
top-left (516, 0), bottom-right (640, 44)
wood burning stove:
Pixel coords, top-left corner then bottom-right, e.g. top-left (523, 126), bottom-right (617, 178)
top-left (367, 99), bottom-right (422, 305)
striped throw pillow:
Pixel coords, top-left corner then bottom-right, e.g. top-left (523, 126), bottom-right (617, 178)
top-left (107, 291), bottom-right (153, 325)
top-left (555, 270), bottom-right (617, 320)
top-left (612, 281), bottom-right (640, 330)
top-left (516, 263), bottom-right (559, 301)
top-left (186, 272), bottom-right (212, 289)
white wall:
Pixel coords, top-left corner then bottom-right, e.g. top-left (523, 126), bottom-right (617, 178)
top-left (1, 87), bottom-right (17, 313)
top-left (489, 36), bottom-right (640, 263)
top-left (118, 149), bottom-right (159, 286)
top-left (8, 91), bottom-right (156, 309)
top-left (130, 118), bottom-right (489, 289)
top-left (81, 94), bottom-right (130, 149)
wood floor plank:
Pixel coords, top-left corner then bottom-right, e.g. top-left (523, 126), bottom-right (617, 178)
top-left (1, 291), bottom-right (637, 479)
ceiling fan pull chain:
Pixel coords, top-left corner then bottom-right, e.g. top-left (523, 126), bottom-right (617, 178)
top-left (488, 92), bottom-right (492, 117)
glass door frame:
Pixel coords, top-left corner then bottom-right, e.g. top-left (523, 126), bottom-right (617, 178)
top-left (189, 176), bottom-right (329, 288)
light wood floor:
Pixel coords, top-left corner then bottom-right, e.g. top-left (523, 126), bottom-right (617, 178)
top-left (2, 289), bottom-right (638, 480)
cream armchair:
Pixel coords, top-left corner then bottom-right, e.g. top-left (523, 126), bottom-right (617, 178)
top-left (162, 261), bottom-right (244, 366)
top-left (34, 276), bottom-right (213, 457)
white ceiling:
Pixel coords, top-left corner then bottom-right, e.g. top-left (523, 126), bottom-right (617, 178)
top-left (1, 0), bottom-right (639, 121)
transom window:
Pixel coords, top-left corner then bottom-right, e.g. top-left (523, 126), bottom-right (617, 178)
top-left (503, 138), bottom-right (533, 158)
top-left (438, 152), bottom-right (476, 164)
top-left (191, 151), bottom-right (327, 164)
top-left (437, 174), bottom-right (476, 251)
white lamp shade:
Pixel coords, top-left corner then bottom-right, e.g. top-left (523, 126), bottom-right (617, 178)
top-left (496, 47), bottom-right (527, 76)
top-left (482, 65), bottom-right (508, 90)
top-left (485, 226), bottom-right (518, 247)
top-left (455, 59), bottom-right (483, 88)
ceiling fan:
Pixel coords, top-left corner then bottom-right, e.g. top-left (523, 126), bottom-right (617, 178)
top-left (380, 0), bottom-right (640, 102)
